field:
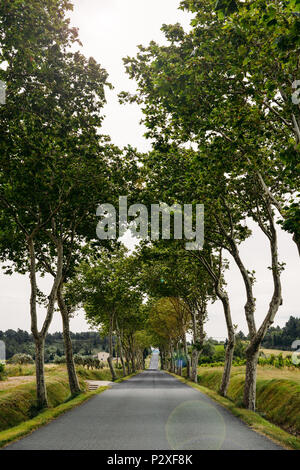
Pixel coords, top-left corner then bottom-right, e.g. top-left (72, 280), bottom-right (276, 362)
top-left (259, 348), bottom-right (294, 357)
top-left (197, 365), bottom-right (300, 436)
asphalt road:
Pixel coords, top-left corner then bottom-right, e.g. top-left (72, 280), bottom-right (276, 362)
top-left (6, 353), bottom-right (282, 450)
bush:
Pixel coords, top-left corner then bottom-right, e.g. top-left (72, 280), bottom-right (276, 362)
top-left (73, 354), bottom-right (84, 366)
top-left (7, 353), bottom-right (34, 365)
top-left (54, 355), bottom-right (66, 364)
top-left (0, 363), bottom-right (6, 380)
top-left (202, 341), bottom-right (216, 358)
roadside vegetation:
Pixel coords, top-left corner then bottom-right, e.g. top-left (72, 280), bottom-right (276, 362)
top-left (0, 364), bottom-right (122, 433)
top-left (196, 365), bottom-right (300, 437)
top-left (170, 372), bottom-right (300, 451)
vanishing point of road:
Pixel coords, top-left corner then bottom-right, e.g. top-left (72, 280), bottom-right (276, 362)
top-left (6, 353), bottom-right (282, 450)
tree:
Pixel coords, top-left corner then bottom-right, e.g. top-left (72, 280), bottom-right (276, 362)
top-left (135, 242), bottom-right (215, 382)
top-left (121, 2), bottom-right (288, 408)
top-left (0, 0), bottom-right (83, 407)
top-left (65, 246), bottom-right (147, 380)
top-left (0, 0), bottom-right (136, 404)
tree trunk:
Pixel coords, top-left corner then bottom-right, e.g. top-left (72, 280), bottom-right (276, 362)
top-left (120, 354), bottom-right (126, 377)
top-left (57, 285), bottom-right (81, 396)
top-left (118, 338), bottom-right (126, 377)
top-left (116, 321), bottom-right (126, 377)
top-left (160, 350), bottom-right (165, 370)
top-left (243, 347), bottom-right (259, 411)
top-left (183, 334), bottom-right (190, 378)
top-left (28, 236), bottom-right (63, 408)
top-left (190, 304), bottom-right (206, 383)
top-left (108, 315), bottom-right (117, 381)
top-left (217, 288), bottom-right (235, 397)
top-left (191, 349), bottom-right (200, 383)
top-left (243, 198), bottom-right (282, 410)
top-left (125, 351), bottom-right (131, 375)
top-left (220, 335), bottom-right (235, 397)
top-left (34, 337), bottom-right (48, 409)
top-left (131, 353), bottom-right (136, 373)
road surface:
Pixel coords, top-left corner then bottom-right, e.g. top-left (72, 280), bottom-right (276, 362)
top-left (6, 353), bottom-right (282, 450)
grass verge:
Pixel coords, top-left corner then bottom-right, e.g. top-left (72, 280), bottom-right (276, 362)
top-left (114, 370), bottom-right (142, 383)
top-left (0, 369), bottom-right (141, 448)
top-left (196, 366), bottom-right (300, 436)
top-left (0, 386), bottom-right (108, 448)
top-left (167, 372), bottom-right (300, 451)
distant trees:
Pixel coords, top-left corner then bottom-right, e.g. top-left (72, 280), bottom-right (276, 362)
top-left (262, 316), bottom-right (300, 350)
top-left (0, 329), bottom-right (111, 361)
top-left (65, 247), bottom-right (151, 380)
top-left (7, 353), bottom-right (34, 365)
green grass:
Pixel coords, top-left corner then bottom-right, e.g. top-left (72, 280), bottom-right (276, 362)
top-left (168, 372), bottom-right (300, 451)
top-left (0, 366), bottom-right (140, 448)
top-left (0, 364), bottom-right (138, 439)
top-left (0, 385), bottom-right (108, 448)
top-left (76, 366), bottom-right (123, 381)
top-left (214, 344), bottom-right (225, 352)
top-left (5, 364), bottom-right (36, 377)
top-left (196, 366), bottom-right (300, 437)
top-left (115, 370), bottom-right (141, 383)
top-left (0, 372), bottom-right (88, 432)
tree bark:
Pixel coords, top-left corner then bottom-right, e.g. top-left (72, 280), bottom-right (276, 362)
top-left (107, 314), bottom-right (117, 381)
top-left (118, 336), bottom-right (126, 377)
top-left (34, 337), bottom-right (47, 409)
top-left (28, 236), bottom-right (63, 408)
top-left (183, 333), bottom-right (190, 378)
top-left (243, 199), bottom-right (282, 410)
top-left (190, 303), bottom-right (206, 383)
top-left (217, 287), bottom-right (235, 397)
top-left (170, 344), bottom-right (175, 372)
top-left (243, 346), bottom-right (260, 410)
top-left (191, 349), bottom-right (200, 383)
top-left (57, 285), bottom-right (81, 396)
top-left (160, 350), bottom-right (165, 370)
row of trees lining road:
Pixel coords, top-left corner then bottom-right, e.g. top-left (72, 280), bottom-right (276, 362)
top-left (65, 247), bottom-right (153, 380)
top-left (0, 0), bottom-right (299, 415)
top-left (0, 1), bottom-right (138, 407)
top-left (119, 0), bottom-right (299, 411)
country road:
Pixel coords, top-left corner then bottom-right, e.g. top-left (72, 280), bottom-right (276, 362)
top-left (6, 353), bottom-right (282, 450)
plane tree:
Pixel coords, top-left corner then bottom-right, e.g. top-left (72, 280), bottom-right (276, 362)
top-left (121, 3), bottom-right (287, 407)
top-left (147, 296), bottom-right (191, 374)
top-left (0, 0), bottom-right (137, 404)
top-left (65, 247), bottom-right (147, 380)
top-left (121, 0), bottom-right (299, 257)
top-left (134, 243), bottom-right (215, 382)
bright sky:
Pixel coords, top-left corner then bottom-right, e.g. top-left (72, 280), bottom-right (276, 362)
top-left (0, 0), bottom-right (299, 340)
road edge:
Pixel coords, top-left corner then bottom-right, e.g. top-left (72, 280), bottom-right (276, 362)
top-left (166, 371), bottom-right (300, 451)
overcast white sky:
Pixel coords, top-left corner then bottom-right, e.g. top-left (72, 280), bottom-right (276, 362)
top-left (0, 0), bottom-right (299, 339)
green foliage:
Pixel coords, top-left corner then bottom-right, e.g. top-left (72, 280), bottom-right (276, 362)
top-left (262, 316), bottom-right (300, 350)
top-left (0, 363), bottom-right (6, 381)
top-left (0, 329), bottom-right (110, 362)
top-left (53, 355), bottom-right (66, 364)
